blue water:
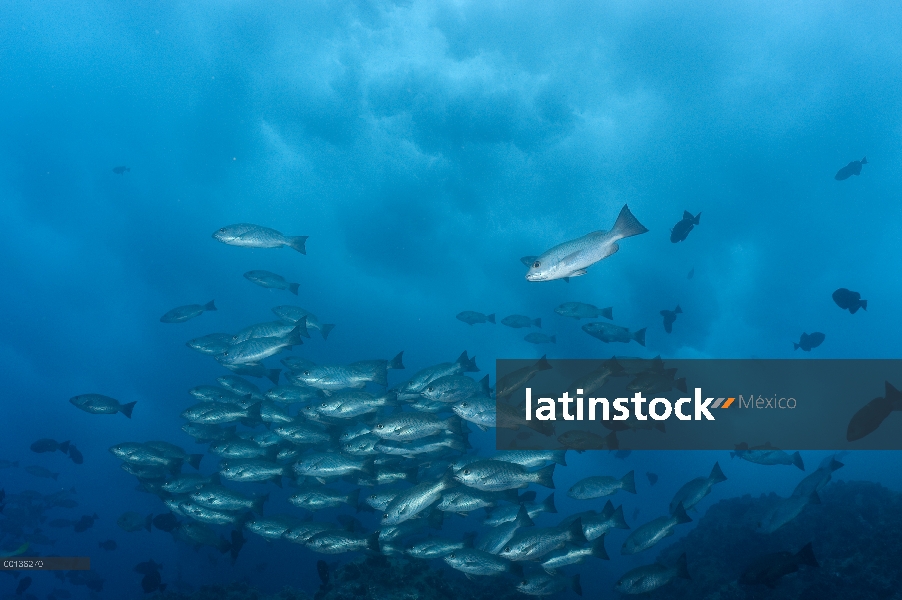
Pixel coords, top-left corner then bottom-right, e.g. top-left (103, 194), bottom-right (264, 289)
top-left (2, 1), bottom-right (901, 598)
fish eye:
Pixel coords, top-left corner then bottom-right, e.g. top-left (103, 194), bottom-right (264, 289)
top-left (382, 514), bottom-right (388, 519)
top-left (463, 469), bottom-right (470, 475)
top-left (303, 371), bottom-right (310, 375)
top-left (376, 424), bottom-right (384, 429)
top-left (321, 403), bottom-right (327, 408)
top-left (533, 261), bottom-right (540, 268)
top-left (426, 386), bottom-right (433, 392)
top-left (461, 403), bottom-right (468, 408)
top-left (504, 546), bottom-right (511, 552)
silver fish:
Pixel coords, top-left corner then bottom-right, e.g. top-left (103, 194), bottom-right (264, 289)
top-left (614, 554), bottom-right (690, 595)
top-left (381, 473), bottom-right (457, 526)
top-left (243, 270), bottom-right (300, 295)
top-left (160, 300), bottom-right (217, 323)
top-left (669, 462), bottom-right (727, 513)
top-left (568, 471), bottom-right (636, 500)
top-left (454, 460), bottom-right (555, 492)
top-left (621, 503), bottom-right (691, 555)
top-left (582, 322), bottom-right (646, 346)
top-left (213, 223), bottom-right (307, 253)
top-left (70, 394), bottom-right (136, 418)
top-left (272, 305), bottom-right (336, 340)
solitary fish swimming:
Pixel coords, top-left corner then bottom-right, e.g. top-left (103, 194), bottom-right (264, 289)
top-left (834, 157), bottom-right (867, 181)
top-left (582, 322), bottom-right (646, 346)
top-left (70, 394), bottom-right (136, 418)
top-left (670, 211), bottom-right (701, 243)
top-left (794, 332), bottom-right (825, 352)
top-left (525, 205), bottom-right (648, 282)
top-left (554, 302), bottom-right (613, 320)
top-left (832, 288), bottom-right (867, 314)
top-left (160, 301), bottom-right (217, 323)
top-left (213, 224), bottom-right (308, 254)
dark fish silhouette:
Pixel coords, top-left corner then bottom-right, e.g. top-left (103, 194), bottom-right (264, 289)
top-left (141, 570), bottom-right (166, 594)
top-left (134, 559), bottom-right (163, 575)
top-left (98, 540), bottom-right (117, 551)
top-left (646, 472), bottom-right (659, 486)
top-left (73, 513), bottom-right (99, 533)
top-left (112, 166), bottom-right (130, 174)
top-left (152, 513), bottom-right (180, 532)
top-left (670, 211), bottom-right (701, 243)
top-left (687, 267), bottom-right (694, 279)
top-left (832, 288), bottom-right (867, 314)
top-left (15, 576), bottom-right (31, 595)
top-left (794, 332), bottom-right (825, 351)
top-left (614, 450), bottom-right (632, 460)
top-left (740, 543), bottom-right (818, 588)
top-left (317, 560), bottom-right (330, 585)
top-left (229, 529), bottom-right (246, 561)
top-left (456, 311), bottom-right (495, 325)
top-left (30, 439), bottom-right (70, 454)
top-left (660, 305), bottom-right (682, 334)
top-left (847, 381), bottom-right (902, 442)
top-left (834, 157), bottom-right (866, 180)
top-left (67, 444), bottom-right (84, 465)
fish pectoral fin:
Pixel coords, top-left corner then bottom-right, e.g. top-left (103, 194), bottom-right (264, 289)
top-left (601, 243), bottom-right (620, 259)
top-left (567, 269), bottom-right (588, 278)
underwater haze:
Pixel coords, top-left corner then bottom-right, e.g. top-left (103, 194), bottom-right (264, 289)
top-left (2, 1), bottom-right (902, 599)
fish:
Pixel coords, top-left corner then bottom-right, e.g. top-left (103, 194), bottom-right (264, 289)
top-left (565, 358), bottom-right (627, 397)
top-left (496, 355), bottom-right (552, 400)
top-left (454, 460), bottom-right (555, 492)
top-left (438, 488), bottom-right (520, 515)
top-left (98, 540), bottom-right (117, 551)
top-left (117, 512), bottom-right (153, 532)
top-left (221, 362), bottom-right (282, 384)
top-left (478, 505), bottom-right (536, 555)
top-left (740, 542), bottom-right (819, 588)
top-left (213, 223), bottom-right (308, 253)
top-left (582, 322), bottom-right (646, 346)
top-left (152, 513), bottom-right (180, 532)
top-left (524, 333), bottom-right (555, 344)
top-left (568, 471), bottom-right (636, 499)
top-left (494, 450), bottom-right (568, 469)
top-left (160, 301), bottom-right (217, 323)
top-left (406, 533), bottom-right (476, 559)
top-left (216, 323), bottom-right (306, 365)
top-left (112, 165), bottom-right (130, 174)
top-left (290, 352), bottom-right (405, 390)
top-left (244, 269), bottom-right (300, 294)
top-left (660, 305), bottom-right (682, 333)
top-left (192, 486), bottom-right (268, 514)
top-left (540, 538), bottom-right (608, 572)
top-left (793, 455), bottom-right (844, 498)
top-left (501, 315), bottom-right (542, 328)
top-left (141, 569), bottom-right (167, 594)
top-left (230, 320), bottom-right (310, 344)
top-left (272, 305), bottom-right (336, 339)
top-left (443, 548), bottom-right (523, 577)
top-left (756, 491), bottom-right (821, 533)
top-left (73, 513), bottom-right (99, 533)
top-left (290, 488), bottom-right (361, 511)
top-left (293, 453), bottom-right (373, 482)
top-left (220, 459), bottom-right (285, 486)
top-left (186, 333), bottom-right (233, 355)
top-left (646, 472), bottom-right (658, 486)
top-left (372, 413), bottom-right (462, 442)
top-left (670, 210), bottom-right (701, 243)
top-left (731, 443), bottom-right (804, 470)
top-left (687, 267), bottom-right (694, 279)
top-left (621, 503), bottom-right (691, 554)
top-left (69, 394), bottom-right (136, 418)
top-left (30, 439), bottom-right (70, 454)
top-left (832, 288), bottom-right (867, 314)
top-left (847, 381), bottom-right (902, 441)
top-left (569, 501), bottom-right (630, 541)
top-left (305, 531), bottom-right (380, 555)
top-left (395, 352), bottom-right (479, 397)
top-left (422, 375), bottom-right (490, 405)
top-left (456, 311), bottom-right (496, 325)
top-left (626, 362), bottom-right (687, 395)
top-left (382, 473), bottom-right (458, 526)
top-left (555, 302), bottom-right (613, 320)
top-left (613, 553), bottom-right (690, 594)
top-left (518, 572), bottom-right (583, 596)
top-left (24, 465), bottom-right (58, 480)
top-left (526, 204), bottom-right (648, 282)
top-left (557, 430), bottom-right (619, 451)
top-left (181, 402), bottom-right (262, 425)
top-left (498, 520), bottom-right (587, 561)
top-left (317, 560), bottom-right (329, 585)
top-left (794, 331), bottom-right (825, 351)
top-left (67, 444), bottom-right (84, 465)
top-left (668, 462), bottom-right (727, 513)
top-left (834, 157), bottom-right (867, 180)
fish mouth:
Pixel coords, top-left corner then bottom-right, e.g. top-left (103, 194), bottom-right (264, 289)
top-left (525, 273), bottom-right (546, 282)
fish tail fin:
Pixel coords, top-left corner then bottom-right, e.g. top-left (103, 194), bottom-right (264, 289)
top-left (621, 470), bottom-right (637, 494)
top-left (633, 328), bottom-right (647, 347)
top-left (568, 517), bottom-right (587, 544)
top-left (479, 375), bottom-right (491, 395)
top-left (515, 504), bottom-right (535, 527)
top-left (120, 401), bottom-right (137, 419)
top-left (288, 283), bottom-right (300, 295)
top-left (518, 491), bottom-right (537, 503)
top-left (563, 277), bottom-right (569, 283)
top-left (709, 461), bottom-right (727, 483)
top-left (293, 317), bottom-right (311, 339)
top-left (675, 305), bottom-right (683, 314)
top-left (674, 377), bottom-right (688, 394)
top-left (487, 314), bottom-right (496, 324)
top-left (693, 212), bottom-right (701, 224)
top-left (58, 440), bottom-right (71, 454)
top-left (551, 450), bottom-right (567, 466)
top-left (188, 454), bottom-right (204, 470)
top-left (572, 574), bottom-right (583, 596)
top-left (676, 553), bottom-right (691, 579)
top-left (861, 157), bottom-right (867, 164)
top-left (204, 300), bottom-right (217, 311)
top-left (611, 204), bottom-right (649, 239)
top-left (534, 318), bottom-right (542, 328)
top-left (253, 493), bottom-right (269, 515)
top-left (287, 236), bottom-right (308, 254)
top-left (389, 351), bottom-right (405, 370)
top-left (793, 343), bottom-right (800, 350)
top-left (267, 369), bottom-right (281, 385)
top-left (791, 451), bottom-right (805, 471)
top-left (246, 402), bottom-right (262, 421)
top-left (443, 417), bottom-right (463, 436)
top-left (465, 352), bottom-right (480, 372)
top-left (536, 355), bottom-right (552, 371)
top-left (611, 505), bottom-right (630, 529)
top-left (321, 324), bottom-right (336, 340)
top-left (541, 492), bottom-right (558, 514)
top-left (534, 463), bottom-right (556, 489)
top-left (590, 536), bottom-right (609, 560)
top-left (860, 299), bottom-right (867, 311)
top-left (672, 502), bottom-right (692, 524)
top-left (601, 306), bottom-right (613, 320)
top-left (605, 431), bottom-right (619, 450)
top-left (462, 531), bottom-right (477, 548)
top-left (797, 542), bottom-right (819, 567)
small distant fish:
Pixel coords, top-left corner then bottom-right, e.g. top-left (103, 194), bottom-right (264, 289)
top-left (141, 569), bottom-right (167, 594)
top-left (846, 381), bottom-right (902, 442)
top-left (213, 223), bottom-right (308, 254)
top-left (160, 301), bottom-right (217, 323)
top-left (834, 157), bottom-right (867, 180)
top-left (793, 332), bottom-right (825, 352)
top-left (555, 302), bottom-right (613, 320)
top-left (583, 322), bottom-right (646, 346)
top-left (98, 540), bottom-right (117, 551)
top-left (495, 355), bottom-right (552, 400)
top-left (740, 543), bottom-right (818, 588)
top-left (670, 211), bottom-right (701, 243)
top-left (67, 444), bottom-right (84, 465)
top-left (502, 315), bottom-right (541, 328)
top-left (244, 270), bottom-right (300, 295)
top-left (756, 491), bottom-right (820, 533)
top-left (832, 288), bottom-right (867, 314)
top-left (30, 439), bottom-right (70, 454)
top-left (524, 333), bottom-right (556, 344)
top-left (117, 512), bottom-right (153, 533)
top-left (614, 450), bottom-right (631, 460)
top-left (660, 305), bottom-right (682, 334)
top-left (186, 333), bottom-right (232, 355)
top-left (687, 267), bottom-right (694, 279)
top-left (69, 394), bottom-right (136, 418)
top-left (112, 166), bottom-right (130, 174)
top-left (568, 471), bottom-right (636, 500)
top-left (621, 503), bottom-right (691, 555)
top-left (614, 553), bottom-right (690, 595)
top-left (557, 430), bottom-right (619, 452)
top-left (646, 472), bottom-right (658, 486)
top-left (25, 465), bottom-right (58, 480)
top-left (73, 513), bottom-right (99, 533)
top-left (668, 462), bottom-right (727, 513)
top-left (134, 559), bottom-right (163, 575)
top-left (316, 560), bottom-right (330, 585)
top-left (152, 513), bottom-right (180, 532)
top-left (526, 204), bottom-right (648, 282)
top-left (457, 311), bottom-right (495, 325)
top-left (731, 443), bottom-right (804, 470)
